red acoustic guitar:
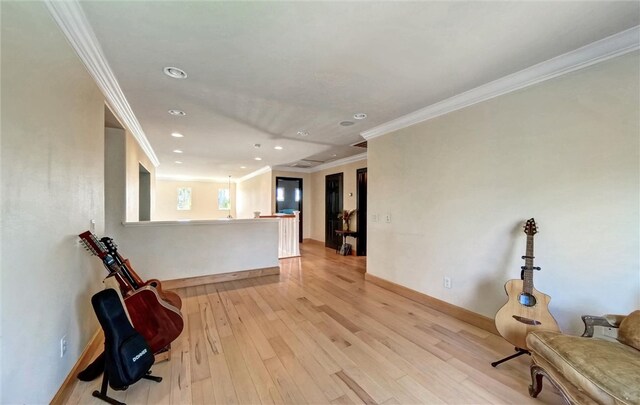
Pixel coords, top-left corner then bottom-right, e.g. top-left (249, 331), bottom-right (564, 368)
top-left (100, 236), bottom-right (182, 310)
top-left (79, 231), bottom-right (183, 353)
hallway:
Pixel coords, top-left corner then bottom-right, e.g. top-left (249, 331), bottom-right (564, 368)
top-left (67, 242), bottom-right (562, 404)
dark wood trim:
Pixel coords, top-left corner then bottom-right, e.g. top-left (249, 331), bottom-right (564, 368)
top-left (356, 167), bottom-right (367, 256)
top-left (325, 172), bottom-right (343, 249)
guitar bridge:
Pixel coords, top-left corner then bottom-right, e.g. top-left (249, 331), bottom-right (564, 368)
top-left (512, 315), bottom-right (542, 325)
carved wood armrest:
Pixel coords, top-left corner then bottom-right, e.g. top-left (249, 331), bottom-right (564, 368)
top-left (581, 314), bottom-right (626, 337)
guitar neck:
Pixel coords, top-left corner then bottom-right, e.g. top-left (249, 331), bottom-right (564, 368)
top-left (523, 234), bottom-right (535, 294)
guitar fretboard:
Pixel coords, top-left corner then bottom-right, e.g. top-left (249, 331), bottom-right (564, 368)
top-left (523, 234), bottom-right (535, 294)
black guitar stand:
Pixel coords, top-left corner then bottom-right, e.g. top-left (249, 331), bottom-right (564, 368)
top-left (491, 347), bottom-right (530, 367)
top-left (92, 370), bottom-right (162, 405)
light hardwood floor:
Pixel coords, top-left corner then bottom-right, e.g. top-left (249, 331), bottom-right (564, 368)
top-left (67, 241), bottom-right (563, 404)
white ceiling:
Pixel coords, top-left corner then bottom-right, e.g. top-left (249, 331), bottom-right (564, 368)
top-left (80, 1), bottom-right (639, 181)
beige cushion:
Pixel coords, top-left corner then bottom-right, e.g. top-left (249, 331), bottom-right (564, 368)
top-left (527, 331), bottom-right (640, 405)
top-left (618, 310), bottom-right (640, 351)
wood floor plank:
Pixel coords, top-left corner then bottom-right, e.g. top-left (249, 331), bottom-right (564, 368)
top-left (335, 370), bottom-right (377, 405)
top-left (65, 242), bottom-right (564, 405)
top-left (263, 356), bottom-right (309, 405)
top-left (219, 335), bottom-right (262, 405)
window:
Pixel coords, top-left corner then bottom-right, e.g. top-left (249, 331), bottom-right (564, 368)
top-left (218, 188), bottom-right (230, 210)
top-left (276, 187), bottom-right (284, 202)
top-left (177, 187), bottom-right (192, 210)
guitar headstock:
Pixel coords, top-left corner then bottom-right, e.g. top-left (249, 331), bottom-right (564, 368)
top-left (100, 237), bottom-right (118, 256)
top-left (524, 218), bottom-right (538, 236)
top-left (79, 231), bottom-right (108, 258)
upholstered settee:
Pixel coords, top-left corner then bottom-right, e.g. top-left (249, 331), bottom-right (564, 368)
top-left (526, 311), bottom-right (640, 405)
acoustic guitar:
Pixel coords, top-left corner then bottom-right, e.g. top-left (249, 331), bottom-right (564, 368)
top-left (100, 236), bottom-right (182, 310)
top-left (79, 231), bottom-right (183, 353)
top-left (494, 218), bottom-right (560, 350)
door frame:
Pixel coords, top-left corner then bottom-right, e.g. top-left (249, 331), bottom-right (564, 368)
top-left (325, 172), bottom-right (344, 249)
top-left (275, 176), bottom-right (303, 243)
top-left (356, 168), bottom-right (367, 256)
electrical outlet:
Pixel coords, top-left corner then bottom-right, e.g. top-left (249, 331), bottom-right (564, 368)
top-left (385, 214), bottom-right (391, 223)
top-left (443, 277), bottom-right (452, 289)
top-left (60, 335), bottom-right (67, 358)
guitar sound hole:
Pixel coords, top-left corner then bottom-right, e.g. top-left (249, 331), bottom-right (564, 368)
top-left (518, 292), bottom-right (537, 307)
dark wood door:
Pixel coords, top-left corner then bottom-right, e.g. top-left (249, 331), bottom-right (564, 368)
top-left (275, 177), bottom-right (303, 243)
top-left (356, 168), bottom-right (367, 256)
top-left (325, 173), bottom-right (343, 250)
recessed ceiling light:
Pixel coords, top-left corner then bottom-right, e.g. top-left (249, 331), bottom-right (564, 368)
top-left (297, 130), bottom-right (309, 137)
top-left (274, 146), bottom-right (283, 150)
top-left (354, 113), bottom-right (367, 120)
top-left (254, 157), bottom-right (262, 161)
top-left (171, 132), bottom-right (184, 138)
top-left (240, 166), bottom-right (247, 169)
top-left (340, 121), bottom-right (355, 127)
top-left (175, 161), bottom-right (183, 164)
top-left (168, 109), bottom-right (186, 116)
top-left (332, 154), bottom-right (337, 157)
top-left (163, 67), bottom-right (188, 79)
top-left (173, 149), bottom-right (183, 154)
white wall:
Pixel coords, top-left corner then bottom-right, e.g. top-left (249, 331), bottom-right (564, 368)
top-left (125, 131), bottom-right (156, 222)
top-left (116, 220), bottom-right (279, 282)
top-left (105, 131), bottom-right (278, 282)
top-left (368, 52), bottom-right (640, 334)
top-left (236, 169), bottom-right (273, 219)
top-left (155, 179), bottom-right (236, 220)
top-left (1, 2), bottom-right (105, 402)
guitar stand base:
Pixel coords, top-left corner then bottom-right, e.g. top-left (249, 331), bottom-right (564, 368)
top-left (491, 347), bottom-right (530, 367)
top-left (92, 370), bottom-right (162, 405)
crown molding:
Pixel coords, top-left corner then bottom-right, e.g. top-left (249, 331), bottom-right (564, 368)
top-left (45, 0), bottom-right (160, 167)
top-left (271, 166), bottom-right (313, 174)
top-left (310, 152), bottom-right (367, 173)
top-left (156, 175), bottom-right (233, 184)
top-left (236, 166), bottom-right (272, 183)
top-left (362, 26), bottom-right (640, 141)
top-left (273, 152), bottom-right (368, 174)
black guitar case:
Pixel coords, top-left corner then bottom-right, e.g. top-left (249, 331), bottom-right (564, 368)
top-left (91, 288), bottom-right (160, 404)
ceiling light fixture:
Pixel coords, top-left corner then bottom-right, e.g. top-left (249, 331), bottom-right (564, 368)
top-left (240, 166), bottom-right (247, 169)
top-left (353, 113), bottom-right (367, 120)
top-left (254, 157), bottom-right (262, 161)
top-left (340, 121), bottom-right (355, 127)
top-left (297, 130), bottom-right (309, 137)
top-left (168, 109), bottom-right (186, 116)
top-left (173, 149), bottom-right (183, 154)
top-left (274, 146), bottom-right (283, 150)
top-left (254, 143), bottom-right (261, 148)
top-left (171, 132), bottom-right (184, 138)
top-left (163, 67), bottom-right (188, 79)
top-left (175, 161), bottom-right (183, 164)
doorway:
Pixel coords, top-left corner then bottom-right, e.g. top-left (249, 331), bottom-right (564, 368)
top-left (325, 173), bottom-right (343, 250)
top-left (356, 168), bottom-right (367, 256)
top-left (138, 163), bottom-right (151, 221)
top-left (275, 177), bottom-right (303, 242)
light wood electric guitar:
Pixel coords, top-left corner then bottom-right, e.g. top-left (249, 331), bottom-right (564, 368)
top-left (494, 218), bottom-right (560, 350)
